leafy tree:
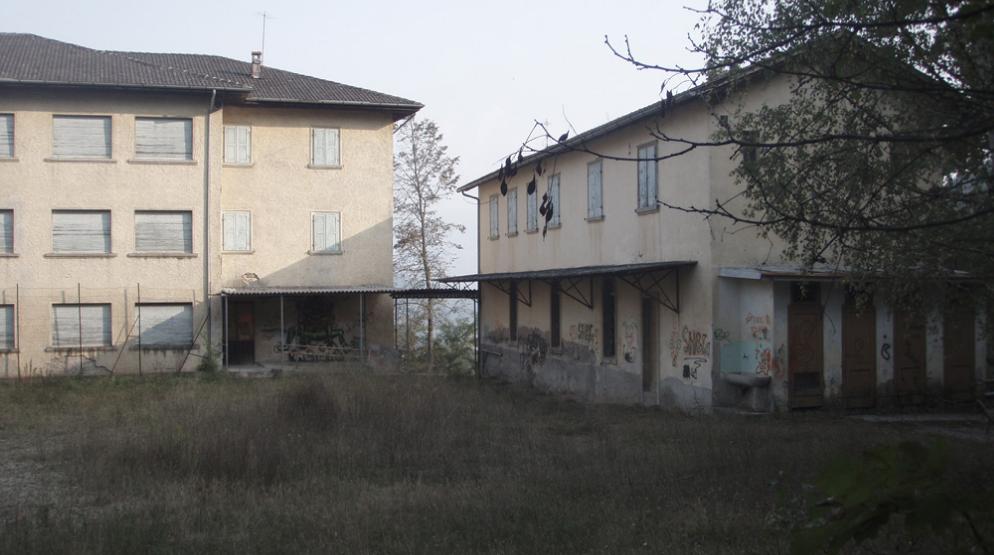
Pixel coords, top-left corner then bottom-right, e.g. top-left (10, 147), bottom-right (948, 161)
top-left (394, 118), bottom-right (463, 370)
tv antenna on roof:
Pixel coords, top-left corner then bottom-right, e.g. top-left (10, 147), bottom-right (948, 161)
top-left (257, 11), bottom-right (276, 53)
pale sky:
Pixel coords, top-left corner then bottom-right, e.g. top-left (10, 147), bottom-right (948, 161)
top-left (5, 0), bottom-right (707, 278)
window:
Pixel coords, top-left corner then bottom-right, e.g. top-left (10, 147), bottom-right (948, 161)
top-left (311, 128), bottom-right (341, 167)
top-left (222, 211), bottom-right (252, 252)
top-left (0, 114), bottom-right (13, 158)
top-left (489, 194), bottom-right (499, 239)
top-left (587, 159), bottom-right (603, 219)
top-left (224, 125), bottom-right (252, 165)
top-left (637, 142), bottom-right (658, 211)
top-left (52, 304), bottom-right (112, 348)
top-left (526, 187), bottom-right (538, 232)
top-left (509, 281), bottom-right (518, 341)
top-left (311, 212), bottom-right (342, 253)
top-left (134, 211), bottom-right (192, 253)
top-left (52, 210), bottom-right (111, 254)
top-left (0, 210), bottom-right (11, 254)
top-left (138, 303), bottom-right (193, 347)
top-left (740, 130), bottom-right (759, 166)
top-left (507, 188), bottom-right (518, 235)
top-left (547, 174), bottom-right (561, 227)
top-left (550, 281), bottom-right (561, 349)
top-left (0, 305), bottom-right (13, 351)
top-left (52, 115), bottom-right (111, 159)
top-left (135, 117), bottom-right (193, 160)
top-left (602, 278), bottom-right (616, 358)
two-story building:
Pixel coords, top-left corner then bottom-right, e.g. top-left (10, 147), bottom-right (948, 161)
top-left (444, 70), bottom-right (987, 412)
top-left (0, 33), bottom-right (420, 376)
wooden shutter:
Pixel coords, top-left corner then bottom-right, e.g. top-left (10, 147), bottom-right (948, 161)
top-left (0, 114), bottom-right (13, 158)
top-left (587, 160), bottom-right (603, 218)
top-left (52, 304), bottom-right (111, 347)
top-left (548, 175), bottom-right (561, 225)
top-left (0, 210), bottom-right (11, 254)
top-left (224, 125), bottom-right (251, 164)
top-left (0, 305), bottom-right (12, 350)
top-left (527, 190), bottom-right (538, 231)
top-left (135, 118), bottom-right (192, 160)
top-left (138, 304), bottom-right (193, 346)
top-left (489, 195), bottom-right (499, 238)
top-left (53, 116), bottom-right (111, 159)
top-left (135, 211), bottom-right (192, 252)
top-left (222, 211), bottom-right (251, 251)
top-left (507, 189), bottom-right (518, 234)
top-left (53, 211), bottom-right (111, 253)
top-left (312, 128), bottom-right (340, 166)
top-left (637, 144), bottom-right (657, 209)
top-left (312, 212), bottom-right (341, 252)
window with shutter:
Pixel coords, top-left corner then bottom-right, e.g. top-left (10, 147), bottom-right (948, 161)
top-left (138, 303), bottom-right (193, 347)
top-left (0, 305), bottom-right (13, 351)
top-left (526, 189), bottom-right (538, 232)
top-left (0, 114), bottom-right (13, 159)
top-left (637, 143), bottom-right (658, 210)
top-left (547, 174), bottom-right (561, 226)
top-left (53, 115), bottom-right (111, 159)
top-left (311, 212), bottom-right (342, 253)
top-left (0, 210), bottom-right (12, 254)
top-left (311, 128), bottom-right (341, 167)
top-left (587, 159), bottom-right (603, 219)
top-left (135, 118), bottom-right (193, 160)
top-left (52, 210), bottom-right (111, 253)
top-left (222, 211), bottom-right (252, 252)
top-left (507, 188), bottom-right (518, 235)
top-left (52, 304), bottom-right (112, 348)
top-left (489, 195), bottom-right (499, 239)
top-left (224, 125), bottom-right (252, 165)
top-left (134, 211), bottom-right (192, 253)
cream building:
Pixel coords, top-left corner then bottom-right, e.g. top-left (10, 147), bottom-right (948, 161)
top-left (0, 34), bottom-right (420, 376)
top-left (446, 71), bottom-right (987, 412)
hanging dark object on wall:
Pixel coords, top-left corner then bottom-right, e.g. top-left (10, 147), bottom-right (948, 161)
top-left (557, 131), bottom-right (569, 143)
top-left (535, 160), bottom-right (544, 176)
top-left (500, 179), bottom-right (508, 196)
top-left (526, 177), bottom-right (536, 195)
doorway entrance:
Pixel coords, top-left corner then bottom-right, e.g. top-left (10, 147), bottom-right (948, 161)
top-left (894, 308), bottom-right (927, 403)
top-left (944, 302), bottom-right (975, 401)
top-left (842, 294), bottom-right (877, 408)
top-left (788, 283), bottom-right (824, 408)
top-left (228, 301), bottom-right (255, 365)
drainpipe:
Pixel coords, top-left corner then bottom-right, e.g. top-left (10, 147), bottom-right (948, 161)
top-left (461, 189), bottom-right (481, 376)
top-left (204, 89), bottom-right (217, 353)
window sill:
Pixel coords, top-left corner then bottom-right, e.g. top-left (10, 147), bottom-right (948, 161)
top-left (488, 236), bottom-right (499, 241)
top-left (0, 253), bottom-right (19, 258)
top-left (0, 157), bottom-right (19, 162)
top-left (307, 164), bottom-right (343, 170)
top-left (525, 228), bottom-right (539, 235)
top-left (46, 345), bottom-right (116, 353)
top-left (601, 356), bottom-right (618, 366)
top-left (222, 250), bottom-right (255, 255)
top-left (127, 159), bottom-right (197, 165)
top-left (585, 215), bottom-right (605, 222)
top-left (44, 252), bottom-right (117, 258)
top-left (506, 231), bottom-right (519, 238)
top-left (223, 162), bottom-right (254, 168)
top-left (44, 157), bottom-right (116, 164)
top-left (546, 223), bottom-right (561, 230)
top-left (307, 250), bottom-right (343, 256)
top-left (0, 349), bottom-right (18, 354)
top-left (127, 252), bottom-right (197, 258)
top-left (635, 206), bottom-right (659, 215)
top-left (129, 343), bottom-right (198, 351)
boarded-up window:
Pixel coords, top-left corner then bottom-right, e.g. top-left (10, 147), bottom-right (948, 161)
top-left (135, 211), bottom-right (192, 253)
top-left (637, 143), bottom-right (658, 210)
top-left (52, 210), bottom-right (111, 253)
top-left (0, 210), bottom-right (12, 254)
top-left (138, 303), bottom-right (193, 347)
top-left (311, 128), bottom-right (341, 167)
top-left (0, 114), bottom-right (13, 158)
top-left (587, 159), bottom-right (603, 218)
top-left (526, 188), bottom-right (538, 232)
top-left (489, 194), bottom-right (499, 239)
top-left (53, 115), bottom-right (111, 159)
top-left (0, 305), bottom-right (13, 351)
top-left (52, 304), bottom-right (112, 348)
top-left (547, 174), bottom-right (561, 226)
top-left (311, 212), bottom-right (342, 253)
top-left (224, 125), bottom-right (251, 164)
top-left (135, 118), bottom-right (193, 160)
top-left (507, 188), bottom-right (518, 235)
top-left (222, 211), bottom-right (251, 252)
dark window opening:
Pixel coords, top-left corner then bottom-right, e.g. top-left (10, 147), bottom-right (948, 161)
top-left (791, 281), bottom-right (821, 303)
top-left (509, 281), bottom-right (518, 341)
top-left (550, 281), bottom-right (561, 349)
top-left (602, 278), bottom-right (616, 358)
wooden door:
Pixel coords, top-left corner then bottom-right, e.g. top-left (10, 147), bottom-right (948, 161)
top-left (788, 302), bottom-right (824, 408)
top-left (229, 302), bottom-right (255, 365)
top-left (944, 306), bottom-right (975, 401)
top-left (641, 297), bottom-right (656, 392)
top-left (843, 302), bottom-right (877, 408)
top-left (894, 309), bottom-right (926, 403)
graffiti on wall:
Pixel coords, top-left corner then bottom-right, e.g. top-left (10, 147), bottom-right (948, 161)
top-left (682, 326), bottom-right (711, 358)
top-left (518, 328), bottom-right (548, 378)
top-left (568, 323), bottom-right (596, 346)
top-left (622, 320), bottom-right (639, 363)
top-left (272, 297), bottom-right (357, 361)
top-left (682, 356), bottom-right (706, 381)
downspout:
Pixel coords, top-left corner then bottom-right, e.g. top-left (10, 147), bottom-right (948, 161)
top-left (204, 89), bottom-right (217, 353)
top-left (461, 189), bottom-right (481, 376)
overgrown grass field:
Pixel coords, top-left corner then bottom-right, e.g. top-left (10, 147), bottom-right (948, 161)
top-left (0, 373), bottom-right (990, 554)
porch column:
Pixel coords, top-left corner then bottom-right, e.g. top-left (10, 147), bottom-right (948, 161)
top-left (222, 294), bottom-right (229, 370)
top-left (280, 294), bottom-right (286, 365)
top-left (359, 293), bottom-right (366, 362)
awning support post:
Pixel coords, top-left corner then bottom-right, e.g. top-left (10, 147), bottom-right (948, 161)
top-left (359, 293), bottom-right (366, 363)
top-left (280, 294), bottom-right (286, 365)
top-left (222, 294), bottom-right (229, 370)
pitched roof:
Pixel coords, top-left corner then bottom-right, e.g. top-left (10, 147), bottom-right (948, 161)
top-left (0, 33), bottom-right (422, 113)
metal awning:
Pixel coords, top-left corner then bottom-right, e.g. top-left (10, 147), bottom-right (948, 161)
top-left (391, 288), bottom-right (479, 300)
top-left (220, 285), bottom-right (395, 297)
top-left (719, 265), bottom-right (976, 281)
top-left (438, 260), bottom-right (696, 283)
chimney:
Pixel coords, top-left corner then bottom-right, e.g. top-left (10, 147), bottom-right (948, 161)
top-left (251, 51), bottom-right (263, 79)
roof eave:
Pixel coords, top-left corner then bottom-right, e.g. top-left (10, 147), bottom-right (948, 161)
top-left (0, 78), bottom-right (250, 93)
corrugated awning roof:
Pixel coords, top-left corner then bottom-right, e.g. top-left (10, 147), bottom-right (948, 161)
top-left (719, 265), bottom-right (976, 281)
top-left (390, 288), bottom-right (479, 299)
top-left (438, 260), bottom-right (696, 282)
top-left (220, 285), bottom-right (395, 296)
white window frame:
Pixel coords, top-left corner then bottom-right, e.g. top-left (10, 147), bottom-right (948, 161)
top-left (133, 210), bottom-right (193, 254)
top-left (223, 125), bottom-right (252, 165)
top-left (547, 174), bottom-right (561, 227)
top-left (51, 303), bottom-right (113, 349)
top-left (0, 114), bottom-right (14, 159)
top-left (0, 209), bottom-right (12, 254)
top-left (52, 115), bottom-right (112, 160)
top-left (506, 188), bottom-right (518, 236)
top-left (489, 194), bottom-right (499, 239)
top-left (310, 211), bottom-right (343, 254)
top-left (134, 117), bottom-right (194, 161)
top-left (587, 159), bottom-right (604, 220)
top-left (51, 210), bottom-right (112, 254)
top-left (310, 128), bottom-right (342, 168)
top-left (222, 210), bottom-right (253, 253)
top-left (0, 304), bottom-right (14, 352)
top-left (136, 303), bottom-right (194, 348)
top-left (637, 142), bottom-right (658, 212)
